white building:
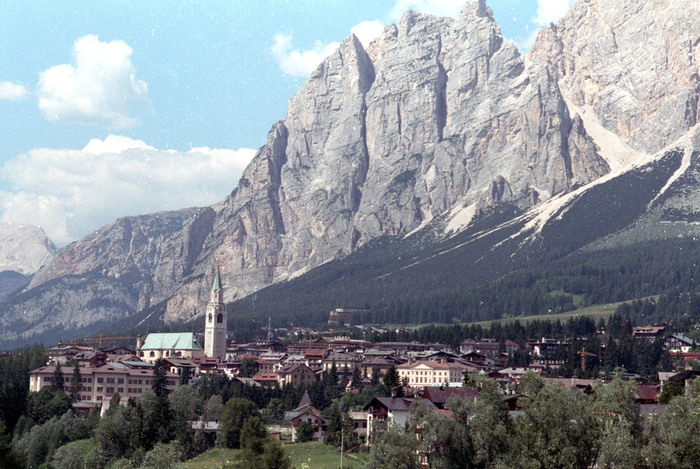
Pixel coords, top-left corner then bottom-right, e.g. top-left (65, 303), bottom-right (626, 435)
top-left (204, 266), bottom-right (227, 359)
top-left (397, 360), bottom-right (468, 388)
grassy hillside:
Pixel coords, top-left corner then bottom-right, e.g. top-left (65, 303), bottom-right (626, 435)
top-left (185, 442), bottom-right (369, 469)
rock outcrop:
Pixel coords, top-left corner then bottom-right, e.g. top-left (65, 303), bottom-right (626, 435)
top-left (0, 222), bottom-right (55, 275)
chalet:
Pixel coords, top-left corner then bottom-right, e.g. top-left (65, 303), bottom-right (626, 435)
top-left (48, 345), bottom-right (94, 362)
top-left (321, 351), bottom-right (361, 374)
top-left (252, 372), bottom-right (280, 388)
top-left (632, 326), bottom-right (666, 341)
top-left (276, 363), bottom-right (316, 387)
top-left (258, 352), bottom-right (287, 370)
top-left (526, 338), bottom-right (570, 359)
top-left (663, 334), bottom-right (695, 353)
top-left (284, 391), bottom-right (325, 441)
top-left (348, 411), bottom-right (369, 439)
top-left (459, 338), bottom-right (500, 357)
top-left (303, 348), bottom-right (327, 368)
top-left (162, 358), bottom-right (199, 381)
top-left (364, 397), bottom-right (437, 443)
top-left (73, 350), bottom-right (107, 368)
top-left (660, 370), bottom-right (700, 392)
top-left (360, 356), bottom-right (398, 379)
top-left (460, 352), bottom-right (500, 371)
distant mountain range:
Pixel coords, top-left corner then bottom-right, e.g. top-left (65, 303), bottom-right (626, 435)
top-left (1, 0), bottom-right (699, 348)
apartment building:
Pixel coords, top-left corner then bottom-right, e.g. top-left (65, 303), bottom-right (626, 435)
top-left (29, 363), bottom-right (179, 403)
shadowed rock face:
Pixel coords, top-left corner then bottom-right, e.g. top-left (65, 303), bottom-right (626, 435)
top-left (4, 0), bottom-right (699, 345)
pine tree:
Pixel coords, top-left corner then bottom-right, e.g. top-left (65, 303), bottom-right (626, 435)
top-left (52, 362), bottom-right (64, 392)
top-left (152, 359), bottom-right (168, 398)
top-left (70, 362), bottom-right (82, 402)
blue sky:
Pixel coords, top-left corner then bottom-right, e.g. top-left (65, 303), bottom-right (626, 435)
top-left (0, 0), bottom-right (575, 245)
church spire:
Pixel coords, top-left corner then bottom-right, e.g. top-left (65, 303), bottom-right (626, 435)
top-left (205, 263), bottom-right (227, 360)
top-left (212, 264), bottom-right (222, 291)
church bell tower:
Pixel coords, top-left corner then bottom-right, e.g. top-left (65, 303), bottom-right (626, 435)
top-left (204, 265), bottom-right (227, 360)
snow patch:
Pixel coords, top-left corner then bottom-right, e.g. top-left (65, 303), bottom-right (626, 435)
top-left (647, 125), bottom-right (700, 208)
top-left (444, 202), bottom-right (478, 236)
top-left (563, 97), bottom-right (647, 172)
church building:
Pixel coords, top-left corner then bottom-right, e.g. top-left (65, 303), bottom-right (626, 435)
top-left (204, 265), bottom-right (227, 360)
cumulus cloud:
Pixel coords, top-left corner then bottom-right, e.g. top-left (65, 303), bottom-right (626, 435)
top-left (0, 135), bottom-right (256, 245)
top-left (0, 81), bottom-right (29, 101)
top-left (270, 33), bottom-right (340, 77)
top-left (37, 35), bottom-right (147, 129)
top-left (351, 21), bottom-right (385, 48)
top-left (388, 0), bottom-right (462, 21)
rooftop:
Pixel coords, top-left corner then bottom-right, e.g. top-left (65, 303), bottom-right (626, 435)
top-left (140, 332), bottom-right (203, 351)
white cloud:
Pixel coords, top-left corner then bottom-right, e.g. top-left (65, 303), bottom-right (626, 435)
top-left (0, 81), bottom-right (29, 101)
top-left (270, 33), bottom-right (340, 77)
top-left (533, 0), bottom-right (577, 26)
top-left (512, 0), bottom-right (577, 52)
top-left (37, 35), bottom-right (147, 129)
top-left (388, 0), bottom-right (463, 21)
top-left (351, 21), bottom-right (385, 48)
top-left (0, 136), bottom-right (256, 245)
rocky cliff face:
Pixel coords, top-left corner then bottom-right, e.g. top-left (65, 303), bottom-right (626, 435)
top-left (3, 0), bottom-right (700, 345)
top-left (164, 0), bottom-right (612, 321)
top-left (530, 0), bottom-right (700, 167)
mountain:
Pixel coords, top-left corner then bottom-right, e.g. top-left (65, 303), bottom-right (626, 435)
top-left (1, 0), bottom-right (699, 347)
top-left (0, 222), bottom-right (55, 276)
top-left (0, 222), bottom-right (55, 300)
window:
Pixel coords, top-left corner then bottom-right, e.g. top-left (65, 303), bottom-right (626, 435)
top-left (106, 377), bottom-right (115, 384)
top-left (117, 378), bottom-right (124, 384)
top-left (97, 387), bottom-right (103, 392)
top-left (97, 377), bottom-right (103, 383)
top-left (150, 351), bottom-right (155, 357)
top-left (209, 313), bottom-right (213, 323)
top-left (118, 388), bottom-right (123, 393)
top-left (106, 387), bottom-right (114, 394)
top-left (217, 313), bottom-right (223, 323)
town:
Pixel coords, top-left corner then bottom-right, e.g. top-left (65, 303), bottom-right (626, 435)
top-left (4, 271), bottom-right (700, 468)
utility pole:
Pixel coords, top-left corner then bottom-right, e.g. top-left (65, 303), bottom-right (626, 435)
top-left (340, 427), bottom-right (344, 469)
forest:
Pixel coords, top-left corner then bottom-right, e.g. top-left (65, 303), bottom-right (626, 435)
top-left (206, 237), bottom-right (700, 340)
